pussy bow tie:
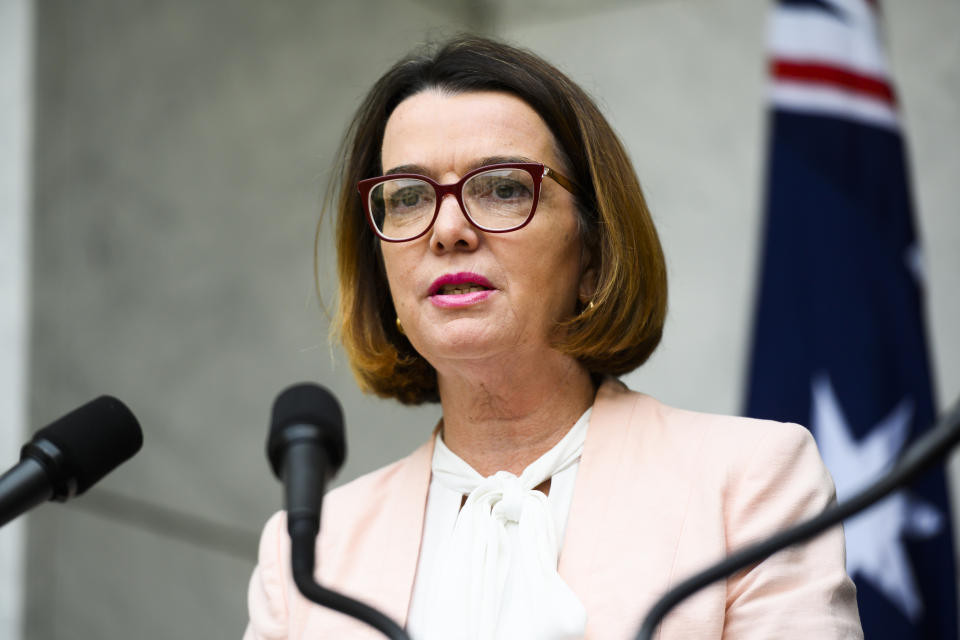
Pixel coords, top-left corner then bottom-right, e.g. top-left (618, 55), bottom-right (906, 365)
top-left (422, 411), bottom-right (590, 640)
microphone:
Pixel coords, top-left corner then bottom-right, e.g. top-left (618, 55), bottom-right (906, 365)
top-left (267, 383), bottom-right (346, 541)
top-left (267, 383), bottom-right (409, 640)
top-left (0, 395), bottom-right (143, 528)
top-left (634, 392), bottom-right (960, 640)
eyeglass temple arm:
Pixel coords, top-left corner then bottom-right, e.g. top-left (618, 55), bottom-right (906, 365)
top-left (543, 167), bottom-right (578, 195)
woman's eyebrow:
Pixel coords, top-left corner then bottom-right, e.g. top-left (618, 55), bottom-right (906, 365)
top-left (383, 163), bottom-right (429, 176)
top-left (470, 155), bottom-right (535, 170)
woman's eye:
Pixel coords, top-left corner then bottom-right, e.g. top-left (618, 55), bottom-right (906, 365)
top-left (388, 185), bottom-right (431, 211)
top-left (494, 182), bottom-right (521, 199)
top-left (472, 177), bottom-right (531, 200)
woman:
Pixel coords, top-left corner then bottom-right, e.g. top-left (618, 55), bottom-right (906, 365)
top-left (245, 36), bottom-right (862, 639)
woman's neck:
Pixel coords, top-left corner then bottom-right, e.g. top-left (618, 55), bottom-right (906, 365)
top-left (436, 353), bottom-right (596, 477)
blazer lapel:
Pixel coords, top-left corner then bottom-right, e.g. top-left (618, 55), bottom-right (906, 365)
top-left (366, 435), bottom-right (435, 628)
top-left (558, 378), bottom-right (636, 584)
top-left (558, 380), bottom-right (705, 639)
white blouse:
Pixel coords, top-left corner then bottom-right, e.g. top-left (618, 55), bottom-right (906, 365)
top-left (406, 409), bottom-right (591, 640)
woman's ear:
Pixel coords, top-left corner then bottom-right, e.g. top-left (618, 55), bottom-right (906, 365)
top-left (578, 247), bottom-right (599, 304)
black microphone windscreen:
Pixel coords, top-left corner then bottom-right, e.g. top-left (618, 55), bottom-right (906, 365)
top-left (31, 395), bottom-right (143, 495)
top-left (268, 383), bottom-right (345, 479)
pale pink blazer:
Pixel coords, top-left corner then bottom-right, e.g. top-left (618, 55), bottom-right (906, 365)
top-left (245, 379), bottom-right (862, 639)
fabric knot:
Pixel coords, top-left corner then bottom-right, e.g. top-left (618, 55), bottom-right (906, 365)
top-left (491, 476), bottom-right (526, 524)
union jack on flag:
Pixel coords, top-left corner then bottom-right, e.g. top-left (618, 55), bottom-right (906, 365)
top-left (745, 1), bottom-right (957, 638)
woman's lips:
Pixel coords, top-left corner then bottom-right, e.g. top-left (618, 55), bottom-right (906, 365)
top-left (430, 289), bottom-right (494, 308)
top-left (428, 272), bottom-right (495, 308)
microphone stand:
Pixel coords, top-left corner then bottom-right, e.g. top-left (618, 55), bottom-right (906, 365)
top-left (288, 524), bottom-right (411, 640)
top-left (635, 393), bottom-right (960, 640)
top-left (285, 451), bottom-right (411, 640)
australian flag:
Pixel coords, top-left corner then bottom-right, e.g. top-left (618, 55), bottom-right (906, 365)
top-left (745, 1), bottom-right (957, 637)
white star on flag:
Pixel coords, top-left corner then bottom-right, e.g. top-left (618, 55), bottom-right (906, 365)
top-left (810, 373), bottom-right (943, 622)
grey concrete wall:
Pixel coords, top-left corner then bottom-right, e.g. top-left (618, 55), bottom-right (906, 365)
top-left (23, 1), bottom-right (959, 639)
top-left (1, 2), bottom-right (32, 638)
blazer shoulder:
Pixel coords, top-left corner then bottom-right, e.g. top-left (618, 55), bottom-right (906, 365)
top-left (672, 407), bottom-right (822, 475)
top-left (597, 380), bottom-right (824, 484)
top-left (635, 392), bottom-right (817, 463)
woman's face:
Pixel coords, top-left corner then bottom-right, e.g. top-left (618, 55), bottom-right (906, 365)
top-left (379, 90), bottom-right (593, 371)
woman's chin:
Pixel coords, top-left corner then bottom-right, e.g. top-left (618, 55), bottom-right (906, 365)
top-left (414, 324), bottom-right (530, 367)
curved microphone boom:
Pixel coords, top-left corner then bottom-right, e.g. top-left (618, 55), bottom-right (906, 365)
top-left (0, 395), bottom-right (143, 528)
top-left (267, 383), bottom-right (410, 640)
top-left (635, 392), bottom-right (960, 640)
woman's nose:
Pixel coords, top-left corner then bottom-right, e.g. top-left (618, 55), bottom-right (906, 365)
top-left (430, 193), bottom-right (479, 253)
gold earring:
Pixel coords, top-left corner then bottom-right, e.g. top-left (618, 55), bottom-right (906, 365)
top-left (578, 299), bottom-right (595, 317)
top-left (396, 316), bottom-right (405, 335)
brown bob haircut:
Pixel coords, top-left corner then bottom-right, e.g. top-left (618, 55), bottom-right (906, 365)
top-left (332, 35), bottom-right (667, 405)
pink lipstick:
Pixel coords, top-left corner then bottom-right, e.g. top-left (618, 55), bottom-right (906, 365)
top-left (428, 272), bottom-right (495, 308)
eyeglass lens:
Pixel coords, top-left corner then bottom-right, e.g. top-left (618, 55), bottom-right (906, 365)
top-left (369, 167), bottom-right (536, 241)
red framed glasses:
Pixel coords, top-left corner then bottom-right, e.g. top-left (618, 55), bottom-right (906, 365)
top-left (357, 162), bottom-right (577, 243)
